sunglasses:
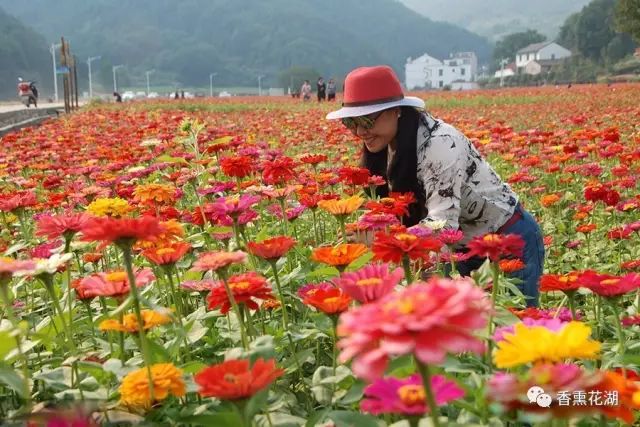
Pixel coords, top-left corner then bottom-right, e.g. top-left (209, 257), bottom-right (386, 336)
top-left (341, 110), bottom-right (385, 131)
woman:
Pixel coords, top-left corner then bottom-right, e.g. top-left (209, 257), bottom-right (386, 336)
top-left (326, 65), bottom-right (544, 307)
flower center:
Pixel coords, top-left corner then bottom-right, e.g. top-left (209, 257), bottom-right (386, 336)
top-left (356, 278), bottom-right (383, 287)
top-left (331, 246), bottom-right (348, 257)
top-left (323, 296), bottom-right (341, 305)
top-left (231, 281), bottom-right (250, 290)
top-left (483, 234), bottom-right (501, 243)
top-left (601, 279), bottom-right (620, 286)
top-left (386, 297), bottom-right (414, 314)
top-left (106, 271), bottom-right (127, 282)
top-left (397, 384), bottom-right (425, 406)
top-left (224, 373), bottom-right (238, 384)
top-left (156, 247), bottom-right (176, 256)
top-left (396, 233), bottom-right (417, 243)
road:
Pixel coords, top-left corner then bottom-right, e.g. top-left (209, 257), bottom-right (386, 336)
top-left (0, 102), bottom-right (70, 114)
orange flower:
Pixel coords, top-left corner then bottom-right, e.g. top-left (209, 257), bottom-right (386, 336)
top-left (372, 231), bottom-right (443, 263)
top-left (592, 370), bottom-right (640, 424)
top-left (142, 242), bottom-right (191, 265)
top-left (247, 236), bottom-right (296, 261)
top-left (82, 252), bottom-right (103, 264)
top-left (311, 244), bottom-right (368, 268)
top-left (303, 287), bottom-right (352, 314)
top-left (540, 194), bottom-right (561, 207)
top-left (99, 309), bottom-right (172, 333)
top-left (576, 224), bottom-right (597, 234)
top-left (540, 272), bottom-right (581, 293)
top-left (133, 183), bottom-right (177, 205)
top-left (498, 259), bottom-right (525, 273)
top-left (317, 195), bottom-right (364, 216)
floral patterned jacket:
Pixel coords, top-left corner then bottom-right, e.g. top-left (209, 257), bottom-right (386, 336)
top-left (416, 112), bottom-right (518, 243)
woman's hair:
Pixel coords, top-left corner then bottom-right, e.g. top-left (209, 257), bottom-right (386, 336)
top-left (360, 106), bottom-right (426, 226)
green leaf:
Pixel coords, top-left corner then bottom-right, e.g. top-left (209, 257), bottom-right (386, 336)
top-left (181, 361), bottom-right (208, 375)
top-left (305, 266), bottom-right (339, 281)
top-left (255, 412), bottom-right (306, 427)
top-left (245, 389), bottom-right (269, 420)
top-left (0, 364), bottom-right (28, 398)
top-left (345, 251), bottom-right (373, 272)
top-left (155, 154), bottom-right (189, 165)
top-left (311, 366), bottom-right (353, 405)
top-left (0, 330), bottom-right (17, 360)
top-left (186, 320), bottom-right (209, 344)
top-left (327, 410), bottom-right (383, 427)
top-left (178, 412), bottom-right (244, 426)
top-left (146, 337), bottom-right (171, 363)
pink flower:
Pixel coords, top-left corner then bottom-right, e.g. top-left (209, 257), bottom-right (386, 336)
top-left (180, 280), bottom-right (216, 292)
top-left (30, 240), bottom-right (64, 259)
top-left (0, 258), bottom-right (36, 278)
top-left (621, 315), bottom-right (640, 327)
top-left (361, 373), bottom-right (464, 415)
top-left (36, 212), bottom-right (90, 240)
top-left (438, 229), bottom-right (464, 245)
top-left (207, 195), bottom-right (261, 219)
top-left (0, 190), bottom-right (37, 212)
top-left (338, 277), bottom-right (491, 381)
top-left (493, 317), bottom-right (567, 342)
top-left (77, 268), bottom-right (155, 298)
top-left (577, 271), bottom-right (640, 297)
top-left (333, 263), bottom-right (403, 303)
top-left (357, 213), bottom-right (400, 231)
top-left (191, 251), bottom-right (247, 272)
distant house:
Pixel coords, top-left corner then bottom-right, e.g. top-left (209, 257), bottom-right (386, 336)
top-left (494, 62), bottom-right (517, 79)
top-left (405, 51), bottom-right (478, 90)
top-left (523, 59), bottom-right (565, 76)
top-left (515, 42), bottom-right (571, 69)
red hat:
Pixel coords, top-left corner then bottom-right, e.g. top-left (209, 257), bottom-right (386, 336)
top-left (326, 65), bottom-right (424, 120)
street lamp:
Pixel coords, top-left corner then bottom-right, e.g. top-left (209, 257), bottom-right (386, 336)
top-left (499, 58), bottom-right (509, 87)
top-left (145, 69), bottom-right (155, 96)
top-left (87, 55), bottom-right (101, 98)
top-left (258, 74), bottom-right (265, 96)
top-left (50, 42), bottom-right (62, 102)
top-left (112, 65), bottom-right (124, 93)
top-left (209, 72), bottom-right (218, 97)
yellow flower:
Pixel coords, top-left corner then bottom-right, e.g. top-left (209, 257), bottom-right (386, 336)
top-left (133, 183), bottom-right (177, 205)
top-left (86, 197), bottom-right (132, 217)
top-left (493, 321), bottom-right (601, 369)
top-left (119, 363), bottom-right (185, 408)
top-left (99, 309), bottom-right (172, 333)
top-left (317, 196), bottom-right (364, 216)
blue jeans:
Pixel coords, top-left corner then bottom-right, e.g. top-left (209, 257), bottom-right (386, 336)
top-left (452, 205), bottom-right (544, 307)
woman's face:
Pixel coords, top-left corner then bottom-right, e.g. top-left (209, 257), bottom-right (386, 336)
top-left (354, 108), bottom-right (399, 153)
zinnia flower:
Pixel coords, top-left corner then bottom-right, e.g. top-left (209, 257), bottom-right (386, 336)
top-left (466, 233), bottom-right (524, 261)
top-left (81, 216), bottom-right (164, 248)
top-left (133, 183), bottom-right (178, 205)
top-left (493, 321), bottom-right (601, 368)
top-left (180, 279), bottom-right (216, 292)
top-left (247, 236), bottom-right (296, 261)
top-left (86, 197), bottom-right (132, 217)
top-left (372, 231), bottom-right (442, 263)
top-left (207, 272), bottom-right (274, 314)
top-left (317, 195), bottom-right (364, 216)
top-left (540, 272), bottom-right (581, 293)
top-left (191, 251), bottom-right (247, 273)
top-left (77, 268), bottom-right (155, 298)
top-left (333, 263), bottom-right (403, 303)
top-left (311, 244), bottom-right (368, 269)
top-left (36, 212), bottom-right (89, 240)
top-left (99, 309), bottom-right (172, 333)
top-left (297, 282), bottom-right (334, 299)
top-left (195, 358), bottom-right (284, 400)
top-left (119, 363), bottom-right (185, 408)
top-left (576, 270), bottom-right (640, 298)
top-left (0, 257), bottom-right (36, 280)
top-left (361, 373), bottom-right (464, 415)
top-left (302, 287), bottom-right (352, 314)
top-left (142, 242), bottom-right (191, 266)
top-left (338, 277), bottom-right (490, 381)
top-left (498, 258), bottom-right (525, 273)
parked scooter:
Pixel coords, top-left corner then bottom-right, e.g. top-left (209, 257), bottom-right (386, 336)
top-left (17, 78), bottom-right (38, 108)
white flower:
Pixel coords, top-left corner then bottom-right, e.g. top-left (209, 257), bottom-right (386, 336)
top-left (140, 138), bottom-right (162, 147)
top-left (419, 219), bottom-right (448, 231)
top-left (15, 253), bottom-right (73, 276)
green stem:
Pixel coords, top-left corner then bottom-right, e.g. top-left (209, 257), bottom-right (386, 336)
top-left (566, 292), bottom-right (577, 320)
top-left (609, 300), bottom-right (626, 355)
top-left (218, 270), bottom-right (249, 350)
top-left (269, 262), bottom-right (289, 329)
top-left (415, 359), bottom-right (442, 427)
top-left (41, 275), bottom-right (77, 353)
top-left (402, 256), bottom-right (414, 284)
top-left (120, 244), bottom-right (155, 401)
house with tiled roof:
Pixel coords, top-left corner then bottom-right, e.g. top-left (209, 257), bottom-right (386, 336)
top-left (515, 42), bottom-right (571, 69)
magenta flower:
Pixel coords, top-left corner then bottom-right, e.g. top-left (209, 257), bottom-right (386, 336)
top-left (333, 263), bottom-right (403, 303)
top-left (361, 373), bottom-right (464, 415)
top-left (30, 240), bottom-right (64, 259)
top-left (438, 229), bottom-right (464, 245)
top-left (180, 280), bottom-right (217, 292)
top-left (493, 317), bottom-right (567, 342)
top-left (207, 194), bottom-right (261, 219)
top-left (338, 277), bottom-right (491, 381)
top-left (357, 213), bottom-right (400, 231)
top-left (621, 315), bottom-right (640, 327)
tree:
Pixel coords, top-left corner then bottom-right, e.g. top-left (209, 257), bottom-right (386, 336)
top-left (615, 0), bottom-right (640, 43)
top-left (492, 30), bottom-right (546, 70)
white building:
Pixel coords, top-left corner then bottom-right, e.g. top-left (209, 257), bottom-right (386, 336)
top-left (515, 42), bottom-right (571, 69)
top-left (405, 51), bottom-right (478, 90)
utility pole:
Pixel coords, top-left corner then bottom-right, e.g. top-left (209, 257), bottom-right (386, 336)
top-left (209, 72), bottom-right (217, 97)
top-left (145, 69), bottom-right (155, 96)
top-left (112, 65), bottom-right (124, 93)
top-left (87, 55), bottom-right (101, 98)
top-left (258, 75), bottom-right (264, 96)
top-left (499, 58), bottom-right (509, 87)
top-left (50, 43), bottom-right (62, 102)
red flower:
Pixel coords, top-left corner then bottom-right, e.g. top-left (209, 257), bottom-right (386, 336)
top-left (142, 242), bottom-right (191, 265)
top-left (372, 231), bottom-right (443, 263)
top-left (220, 155), bottom-right (255, 178)
top-left (262, 157), bottom-right (297, 185)
top-left (36, 212), bottom-right (89, 240)
top-left (81, 216), bottom-right (164, 247)
top-left (576, 271), bottom-right (640, 298)
top-left (207, 272), bottom-right (274, 313)
top-left (0, 190), bottom-right (37, 212)
top-left (195, 358), bottom-right (284, 400)
top-left (303, 287), bottom-right (352, 314)
top-left (247, 236), bottom-right (296, 261)
top-left (466, 233), bottom-right (524, 262)
top-left (540, 272), bottom-right (581, 293)
top-left (299, 153), bottom-right (327, 165)
top-left (338, 166), bottom-right (370, 186)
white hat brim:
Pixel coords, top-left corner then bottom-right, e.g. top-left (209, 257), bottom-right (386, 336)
top-left (326, 96), bottom-right (425, 120)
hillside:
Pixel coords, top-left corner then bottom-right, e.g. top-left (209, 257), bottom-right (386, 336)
top-left (0, 7), bottom-right (51, 99)
top-left (399, 0), bottom-right (591, 41)
top-left (3, 0), bottom-right (491, 90)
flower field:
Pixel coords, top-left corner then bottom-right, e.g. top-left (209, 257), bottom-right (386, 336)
top-left (1, 84), bottom-right (640, 426)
